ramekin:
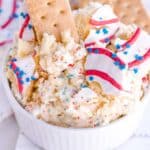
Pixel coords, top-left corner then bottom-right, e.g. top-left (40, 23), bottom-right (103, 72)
top-left (2, 49), bottom-right (150, 150)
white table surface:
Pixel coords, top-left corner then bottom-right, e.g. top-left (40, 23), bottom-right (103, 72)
top-left (0, 0), bottom-right (150, 150)
top-left (0, 116), bottom-right (150, 150)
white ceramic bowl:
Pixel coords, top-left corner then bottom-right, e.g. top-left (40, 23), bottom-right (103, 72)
top-left (2, 49), bottom-right (149, 150)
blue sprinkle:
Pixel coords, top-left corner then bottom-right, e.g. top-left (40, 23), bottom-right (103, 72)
top-left (17, 73), bottom-right (22, 79)
top-left (20, 12), bottom-right (28, 18)
top-left (66, 98), bottom-right (69, 102)
top-left (0, 8), bottom-right (3, 13)
top-left (134, 54), bottom-right (143, 60)
top-left (102, 28), bottom-right (108, 34)
top-left (87, 48), bottom-right (92, 53)
top-left (112, 53), bottom-right (117, 58)
top-left (80, 84), bottom-right (88, 88)
top-left (19, 80), bottom-right (24, 84)
top-left (19, 71), bottom-right (25, 76)
top-left (9, 64), bottom-right (13, 69)
top-left (115, 44), bottom-right (121, 50)
top-left (31, 76), bottom-right (36, 81)
top-left (24, 13), bottom-right (28, 18)
top-left (114, 61), bottom-right (120, 66)
top-left (99, 17), bottom-right (103, 20)
top-left (13, 13), bottom-right (19, 18)
top-left (133, 68), bottom-right (139, 74)
top-left (126, 44), bottom-right (131, 48)
top-left (12, 58), bottom-right (17, 62)
top-left (104, 38), bottom-right (110, 43)
top-left (67, 74), bottom-right (74, 79)
top-left (15, 67), bottom-right (20, 72)
top-left (119, 64), bottom-right (126, 70)
top-left (14, 69), bottom-right (18, 73)
top-left (28, 24), bottom-right (32, 29)
top-left (26, 77), bottom-right (30, 82)
top-left (96, 30), bottom-right (100, 34)
top-left (89, 76), bottom-right (94, 81)
top-left (123, 51), bottom-right (128, 55)
top-left (94, 49), bottom-right (99, 53)
top-left (20, 12), bottom-right (24, 17)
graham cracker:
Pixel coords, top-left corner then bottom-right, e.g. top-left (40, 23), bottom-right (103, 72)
top-left (74, 6), bottom-right (96, 40)
top-left (25, 0), bottom-right (79, 42)
top-left (77, 0), bottom-right (150, 33)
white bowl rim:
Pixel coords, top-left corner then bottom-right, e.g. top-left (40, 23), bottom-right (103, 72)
top-left (1, 48), bottom-right (149, 132)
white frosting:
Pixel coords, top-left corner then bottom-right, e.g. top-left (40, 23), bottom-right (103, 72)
top-left (85, 53), bottom-right (131, 94)
top-left (56, 85), bottom-right (76, 102)
top-left (85, 29), bottom-right (108, 48)
top-left (85, 5), bottom-right (150, 96)
top-left (0, 0), bottom-right (21, 42)
top-left (15, 56), bottom-right (35, 95)
top-left (92, 5), bottom-right (117, 22)
top-left (85, 5), bottom-right (119, 47)
top-left (117, 30), bottom-right (150, 63)
top-left (39, 33), bottom-right (87, 76)
top-left (116, 29), bottom-right (150, 79)
top-left (18, 1), bottom-right (34, 41)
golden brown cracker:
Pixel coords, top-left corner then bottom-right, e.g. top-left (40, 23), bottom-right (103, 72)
top-left (74, 5), bottom-right (97, 40)
top-left (75, 13), bottom-right (91, 40)
top-left (77, 0), bottom-right (150, 33)
top-left (25, 0), bottom-right (79, 42)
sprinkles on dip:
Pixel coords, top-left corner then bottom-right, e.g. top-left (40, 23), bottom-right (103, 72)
top-left (5, 2), bottom-right (150, 129)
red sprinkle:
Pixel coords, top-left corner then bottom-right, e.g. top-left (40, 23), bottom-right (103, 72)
top-left (142, 75), bottom-right (149, 83)
top-left (68, 64), bottom-right (74, 67)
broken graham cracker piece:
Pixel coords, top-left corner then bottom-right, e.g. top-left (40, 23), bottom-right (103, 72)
top-left (77, 0), bottom-right (150, 33)
top-left (25, 0), bottom-right (79, 42)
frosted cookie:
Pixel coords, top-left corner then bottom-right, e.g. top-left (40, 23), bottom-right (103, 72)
top-left (7, 51), bottom-right (37, 104)
top-left (6, 2), bottom-right (150, 128)
top-left (77, 0), bottom-right (150, 33)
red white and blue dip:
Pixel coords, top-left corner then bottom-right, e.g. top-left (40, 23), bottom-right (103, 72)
top-left (6, 2), bottom-right (150, 128)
